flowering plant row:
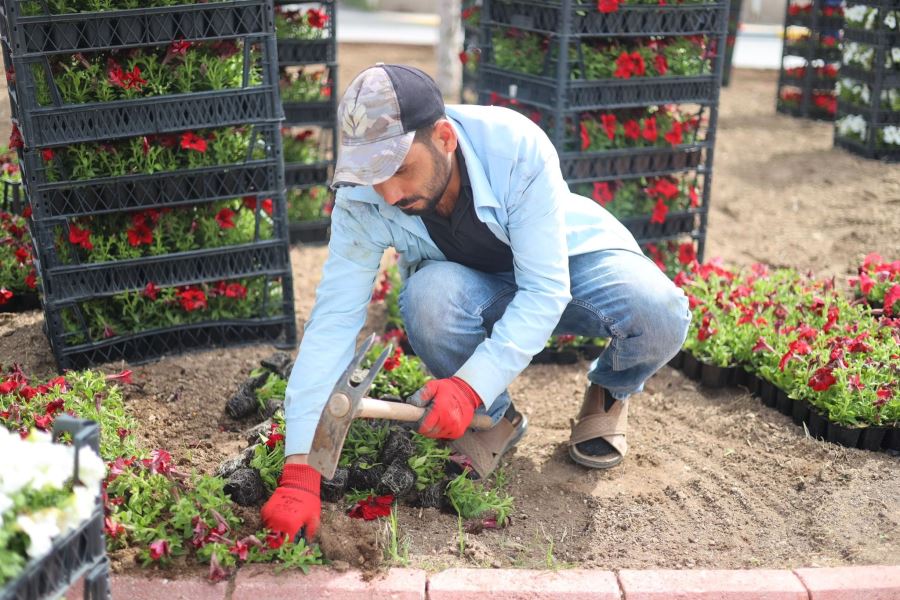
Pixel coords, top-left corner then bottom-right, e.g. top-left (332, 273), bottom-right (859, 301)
top-left (783, 62), bottom-right (839, 80)
top-left (0, 367), bottom-right (324, 581)
top-left (287, 186), bottom-right (332, 222)
top-left (787, 0), bottom-right (843, 18)
top-left (676, 261), bottom-right (900, 427)
top-left (778, 87), bottom-right (837, 115)
top-left (836, 114), bottom-right (900, 148)
top-left (589, 0), bottom-right (714, 16)
top-left (282, 128), bottom-right (324, 164)
top-left (0, 426), bottom-right (105, 586)
top-left (60, 275), bottom-right (283, 345)
top-left (784, 29), bottom-right (840, 52)
top-left (579, 106), bottom-right (702, 151)
top-left (26, 40), bottom-right (260, 108)
top-left (279, 68), bottom-right (331, 103)
top-left (843, 42), bottom-right (900, 72)
top-left (845, 4), bottom-right (899, 31)
top-left (0, 211), bottom-right (38, 304)
top-left (20, 0), bottom-right (226, 15)
top-left (274, 6), bottom-right (329, 40)
top-left (54, 198), bottom-right (274, 265)
top-left (850, 253), bottom-right (900, 313)
top-left (25, 126), bottom-right (267, 183)
top-left (837, 78), bottom-right (900, 111)
top-left (492, 30), bottom-right (712, 80)
top-left (574, 175), bottom-right (700, 223)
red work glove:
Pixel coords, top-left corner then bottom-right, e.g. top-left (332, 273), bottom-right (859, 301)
top-left (260, 464), bottom-right (321, 542)
top-left (407, 376), bottom-right (483, 440)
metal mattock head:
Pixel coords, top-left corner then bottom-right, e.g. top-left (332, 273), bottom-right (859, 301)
top-left (308, 333), bottom-right (392, 479)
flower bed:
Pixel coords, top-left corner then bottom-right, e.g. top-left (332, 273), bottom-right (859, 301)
top-left (0, 367), bottom-right (325, 583)
top-left (671, 258), bottom-right (900, 451)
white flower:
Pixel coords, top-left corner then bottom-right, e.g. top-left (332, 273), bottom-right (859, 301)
top-left (882, 126), bottom-right (900, 146)
top-left (864, 8), bottom-right (878, 30)
top-left (16, 509), bottom-right (62, 559)
top-left (892, 47), bottom-right (900, 64)
top-left (76, 446), bottom-right (106, 489)
top-left (837, 114), bottom-right (867, 138)
top-left (845, 4), bottom-right (868, 24)
top-left (886, 11), bottom-right (898, 30)
top-left (861, 85), bottom-right (871, 104)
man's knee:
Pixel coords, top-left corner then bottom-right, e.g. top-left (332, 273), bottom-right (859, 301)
top-left (399, 262), bottom-right (471, 336)
top-left (640, 283), bottom-right (691, 359)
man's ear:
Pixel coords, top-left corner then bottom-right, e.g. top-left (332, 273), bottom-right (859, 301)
top-left (433, 119), bottom-right (458, 154)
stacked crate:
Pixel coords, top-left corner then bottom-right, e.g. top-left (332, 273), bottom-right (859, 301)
top-left (722, 0), bottom-right (742, 86)
top-left (476, 0), bottom-right (730, 269)
top-left (461, 0), bottom-right (482, 103)
top-left (0, 0), bottom-right (297, 369)
top-left (776, 0), bottom-right (844, 120)
top-left (275, 0), bottom-right (337, 243)
top-left (834, 0), bottom-right (900, 160)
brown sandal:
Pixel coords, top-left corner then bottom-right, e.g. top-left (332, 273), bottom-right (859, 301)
top-left (568, 384), bottom-right (628, 469)
top-left (450, 404), bottom-right (528, 479)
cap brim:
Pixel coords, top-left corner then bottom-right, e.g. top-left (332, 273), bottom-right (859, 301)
top-left (330, 131), bottom-right (415, 189)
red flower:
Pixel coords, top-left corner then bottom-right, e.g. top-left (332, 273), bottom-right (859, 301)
top-left (847, 373), bottom-right (864, 392)
top-left (629, 52), bottom-right (646, 76)
top-left (24, 272), bottom-right (37, 289)
top-left (664, 121), bottom-right (684, 146)
top-left (14, 247), bottom-right (28, 263)
top-left (677, 242), bottom-right (696, 265)
top-left (8, 124), bottom-right (23, 150)
top-left (259, 198), bottom-right (273, 216)
top-left (265, 531), bottom-right (287, 550)
top-left (265, 432), bottom-right (285, 448)
top-left (597, 0), bottom-right (620, 13)
top-left (108, 64), bottom-right (147, 91)
top-left (104, 517), bottom-right (126, 538)
top-left (178, 288), bottom-right (208, 312)
top-left (106, 370), bottom-right (133, 385)
top-left (648, 178), bottom-right (679, 200)
top-left (169, 39), bottom-right (191, 56)
top-left (383, 347), bottom-right (404, 371)
top-left (143, 282), bottom-right (159, 300)
top-left (655, 54), bottom-right (668, 76)
top-left (41, 148), bottom-right (54, 162)
top-left (884, 284), bottom-right (900, 316)
top-left (579, 123), bottom-right (591, 151)
top-left (600, 114), bottom-right (617, 141)
top-left (180, 132), bottom-right (207, 153)
top-left (623, 119), bottom-right (640, 141)
top-left (149, 539), bottom-right (170, 561)
top-left (650, 198), bottom-right (668, 224)
top-left (459, 50), bottom-right (469, 66)
top-left (614, 52), bottom-right (635, 79)
top-left (641, 116), bottom-right (658, 142)
top-left (215, 208), bottom-right (236, 229)
top-left (876, 387), bottom-right (893, 404)
top-left (689, 186), bottom-right (699, 207)
top-left (225, 283), bottom-right (247, 300)
top-left (306, 7), bottom-right (328, 28)
top-left (808, 367), bottom-right (837, 392)
top-left (127, 224), bottom-right (153, 247)
top-left (143, 448), bottom-right (173, 475)
top-left (592, 181), bottom-right (614, 206)
top-left (348, 494), bottom-right (394, 520)
top-left (68, 224), bottom-right (93, 250)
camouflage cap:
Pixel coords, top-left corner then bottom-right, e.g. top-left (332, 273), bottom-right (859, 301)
top-left (332, 64), bottom-right (445, 188)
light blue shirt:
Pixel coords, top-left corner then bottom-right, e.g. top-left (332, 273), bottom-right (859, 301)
top-left (283, 104), bottom-right (641, 457)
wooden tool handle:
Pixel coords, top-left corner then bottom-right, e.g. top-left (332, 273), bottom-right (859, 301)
top-left (357, 397), bottom-right (495, 430)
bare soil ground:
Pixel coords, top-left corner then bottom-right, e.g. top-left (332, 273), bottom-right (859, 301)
top-left (1, 46), bottom-right (899, 576)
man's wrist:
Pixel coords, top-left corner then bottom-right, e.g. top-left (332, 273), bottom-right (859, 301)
top-left (285, 453), bottom-right (309, 465)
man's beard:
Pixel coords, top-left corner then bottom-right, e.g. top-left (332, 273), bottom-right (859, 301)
top-left (396, 143), bottom-right (451, 216)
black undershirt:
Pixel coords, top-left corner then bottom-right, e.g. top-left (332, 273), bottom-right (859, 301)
top-left (421, 149), bottom-right (514, 273)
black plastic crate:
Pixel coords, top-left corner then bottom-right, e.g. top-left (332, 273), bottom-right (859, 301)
top-left (34, 235), bottom-right (292, 303)
top-left (479, 65), bottom-right (718, 111)
top-left (283, 99), bottom-right (335, 126)
top-left (0, 417), bottom-right (108, 600)
top-left (277, 38), bottom-right (334, 64)
top-left (619, 210), bottom-right (700, 241)
top-left (285, 160), bottom-right (331, 188)
top-left (840, 64), bottom-right (900, 88)
top-left (0, 0), bottom-right (272, 56)
top-left (1, 178), bottom-right (25, 213)
top-left (47, 315), bottom-right (296, 370)
top-left (837, 100), bottom-right (900, 125)
top-left (560, 144), bottom-right (709, 183)
top-left (21, 124), bottom-right (282, 220)
top-left (4, 34), bottom-right (283, 148)
top-left (486, 0), bottom-right (729, 37)
top-left (721, 0), bottom-right (743, 86)
top-left (835, 133), bottom-right (900, 161)
top-left (290, 217), bottom-right (330, 245)
top-left (842, 27), bottom-right (900, 47)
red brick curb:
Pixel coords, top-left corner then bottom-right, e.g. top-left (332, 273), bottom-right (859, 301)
top-left (69, 564), bottom-right (900, 599)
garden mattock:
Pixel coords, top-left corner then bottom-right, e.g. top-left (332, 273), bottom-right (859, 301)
top-left (308, 333), bottom-right (494, 479)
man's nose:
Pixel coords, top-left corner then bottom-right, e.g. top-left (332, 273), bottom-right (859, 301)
top-left (376, 181), bottom-right (403, 205)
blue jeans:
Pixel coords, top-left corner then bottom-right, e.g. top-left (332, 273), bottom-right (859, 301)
top-left (398, 249), bottom-right (691, 425)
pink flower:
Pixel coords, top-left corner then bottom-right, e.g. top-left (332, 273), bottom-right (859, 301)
top-left (149, 539), bottom-right (170, 561)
